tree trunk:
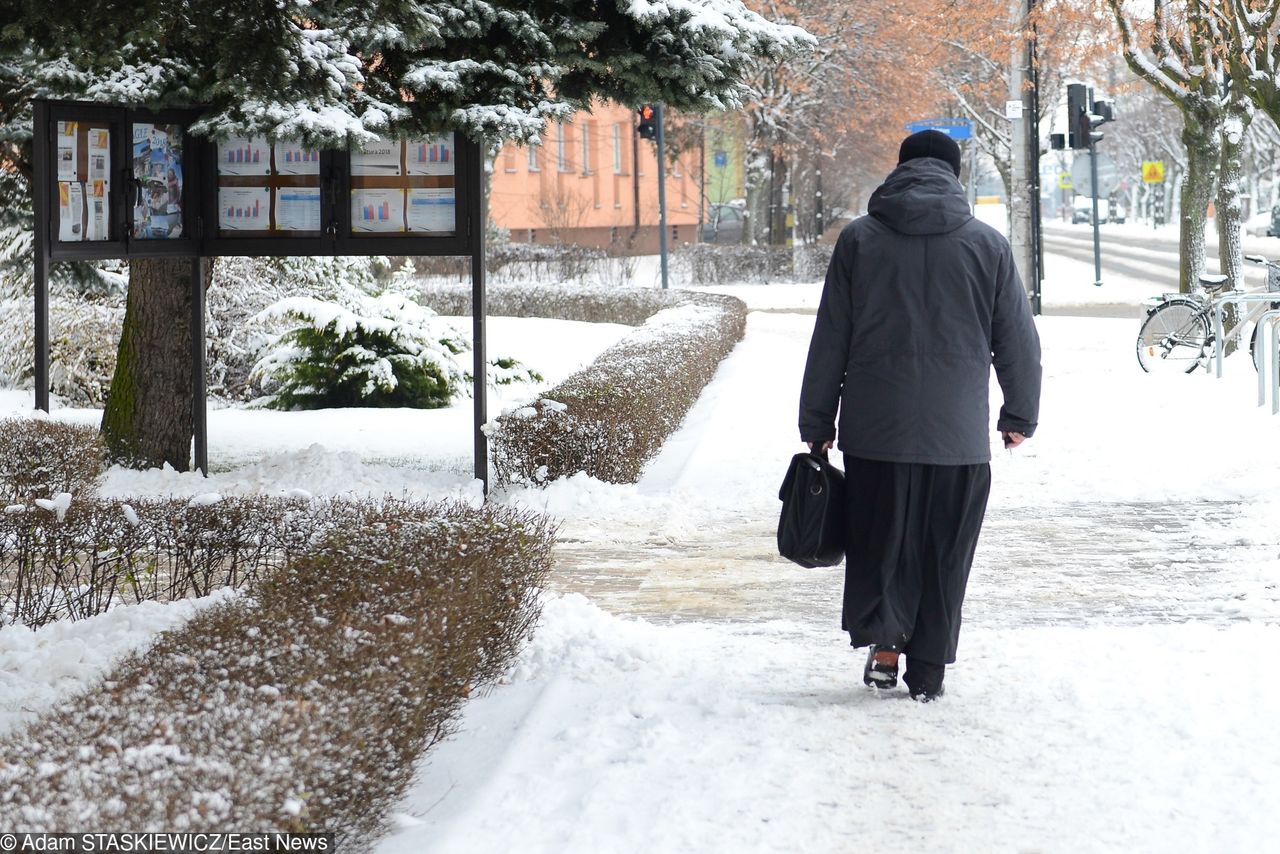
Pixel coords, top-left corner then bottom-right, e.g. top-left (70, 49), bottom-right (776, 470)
top-left (1215, 118), bottom-right (1247, 291)
top-left (101, 256), bottom-right (200, 470)
top-left (1178, 121), bottom-right (1219, 294)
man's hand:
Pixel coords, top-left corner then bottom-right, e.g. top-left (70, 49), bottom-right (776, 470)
top-left (1001, 431), bottom-right (1026, 450)
top-left (807, 440), bottom-right (834, 454)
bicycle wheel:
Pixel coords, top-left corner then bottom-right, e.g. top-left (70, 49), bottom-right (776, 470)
top-left (1136, 300), bottom-right (1210, 374)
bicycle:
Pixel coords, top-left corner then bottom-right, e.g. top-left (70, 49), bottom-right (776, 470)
top-left (1136, 254), bottom-right (1280, 374)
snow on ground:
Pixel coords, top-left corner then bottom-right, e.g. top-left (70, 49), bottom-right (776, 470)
top-left (0, 589), bottom-right (235, 740)
top-left (2, 316), bottom-right (630, 500)
top-left (381, 595), bottom-right (1280, 854)
top-left (4, 260), bottom-right (1280, 851)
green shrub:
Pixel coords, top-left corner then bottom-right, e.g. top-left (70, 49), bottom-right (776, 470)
top-left (250, 294), bottom-right (469, 410)
top-left (0, 418), bottom-right (105, 503)
top-left (0, 502), bottom-right (556, 844)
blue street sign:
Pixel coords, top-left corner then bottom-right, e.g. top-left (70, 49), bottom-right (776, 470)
top-left (713, 150), bottom-right (728, 168)
top-left (905, 118), bottom-right (973, 140)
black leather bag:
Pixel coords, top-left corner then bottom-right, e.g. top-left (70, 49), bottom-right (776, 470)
top-left (777, 451), bottom-right (846, 568)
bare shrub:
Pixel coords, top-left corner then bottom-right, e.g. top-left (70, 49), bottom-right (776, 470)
top-left (0, 495), bottom-right (485, 629)
top-left (0, 418), bottom-right (105, 504)
top-left (489, 292), bottom-right (747, 484)
top-left (674, 243), bottom-right (833, 285)
top-left (0, 502), bottom-right (555, 847)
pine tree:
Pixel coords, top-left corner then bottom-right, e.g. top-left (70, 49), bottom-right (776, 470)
top-left (0, 0), bottom-right (813, 469)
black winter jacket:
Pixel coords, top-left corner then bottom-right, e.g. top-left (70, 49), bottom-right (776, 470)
top-left (798, 157), bottom-right (1041, 464)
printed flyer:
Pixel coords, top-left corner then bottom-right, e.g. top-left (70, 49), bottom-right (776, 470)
top-left (86, 180), bottom-right (109, 241)
top-left (58, 182), bottom-right (84, 242)
top-left (406, 188), bottom-right (456, 232)
top-left (406, 134), bottom-right (455, 176)
top-left (351, 138), bottom-right (402, 176)
top-left (218, 187), bottom-right (272, 231)
top-left (274, 141), bottom-right (320, 176)
top-left (275, 187), bottom-right (322, 231)
top-left (351, 188), bottom-right (404, 232)
top-left (219, 136), bottom-right (272, 176)
top-left (88, 129), bottom-right (111, 186)
top-left (56, 121), bottom-right (78, 182)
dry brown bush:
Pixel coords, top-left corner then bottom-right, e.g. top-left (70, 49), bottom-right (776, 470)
top-left (488, 291), bottom-right (747, 484)
top-left (0, 418), bottom-right (105, 504)
top-left (0, 495), bottom-right (473, 629)
top-left (0, 501), bottom-right (555, 846)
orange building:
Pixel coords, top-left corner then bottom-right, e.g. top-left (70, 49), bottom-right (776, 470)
top-left (489, 101), bottom-right (703, 253)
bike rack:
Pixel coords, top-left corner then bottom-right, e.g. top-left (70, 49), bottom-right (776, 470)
top-left (1258, 310), bottom-right (1280, 414)
top-left (1210, 293), bottom-right (1280, 413)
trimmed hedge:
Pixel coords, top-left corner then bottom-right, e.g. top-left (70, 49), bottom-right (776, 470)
top-left (0, 501), bottom-right (555, 843)
top-left (489, 292), bottom-right (747, 484)
top-left (0, 495), bottom-right (465, 629)
top-left (418, 283), bottom-right (747, 484)
top-left (0, 418), bottom-right (105, 504)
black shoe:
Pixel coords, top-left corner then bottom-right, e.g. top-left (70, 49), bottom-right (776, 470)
top-left (904, 659), bottom-right (945, 702)
top-left (862, 645), bottom-right (900, 689)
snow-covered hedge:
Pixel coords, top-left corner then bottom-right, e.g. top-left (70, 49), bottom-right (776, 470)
top-left (0, 418), bottom-right (105, 504)
top-left (419, 280), bottom-right (707, 326)
top-left (483, 290), bottom-right (748, 484)
top-left (0, 501), bottom-right (555, 842)
top-left (674, 243), bottom-right (833, 285)
top-left (0, 495), bottom-right (463, 629)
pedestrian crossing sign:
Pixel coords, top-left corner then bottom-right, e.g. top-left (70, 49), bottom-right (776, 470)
top-left (1142, 161), bottom-right (1165, 183)
top-left (1057, 172), bottom-right (1072, 190)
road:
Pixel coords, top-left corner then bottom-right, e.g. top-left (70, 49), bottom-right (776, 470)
top-left (1042, 220), bottom-right (1280, 317)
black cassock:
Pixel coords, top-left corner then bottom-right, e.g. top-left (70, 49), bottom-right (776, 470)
top-left (840, 454), bottom-right (992, 666)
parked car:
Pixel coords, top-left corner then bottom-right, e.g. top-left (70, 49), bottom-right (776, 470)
top-left (1071, 197), bottom-right (1110, 224)
top-left (1245, 210), bottom-right (1273, 237)
top-left (701, 204), bottom-right (746, 244)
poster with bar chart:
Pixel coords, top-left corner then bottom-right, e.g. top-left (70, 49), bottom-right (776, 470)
top-left (218, 187), bottom-right (271, 231)
top-left (406, 188), bottom-right (456, 232)
top-left (351, 188), bottom-right (404, 232)
top-left (351, 138), bottom-right (402, 176)
top-left (219, 136), bottom-right (271, 176)
top-left (274, 141), bottom-right (320, 175)
top-left (406, 134), bottom-right (455, 176)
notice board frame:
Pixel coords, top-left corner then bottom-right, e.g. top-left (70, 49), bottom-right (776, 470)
top-left (31, 98), bottom-right (489, 489)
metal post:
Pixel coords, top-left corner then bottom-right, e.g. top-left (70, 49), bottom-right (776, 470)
top-left (815, 166), bottom-right (824, 238)
top-left (471, 147), bottom-right (489, 495)
top-left (32, 99), bottom-right (51, 413)
top-left (656, 103), bottom-right (669, 289)
top-left (967, 142), bottom-right (977, 209)
top-left (1028, 0), bottom-right (1043, 316)
top-left (191, 256), bottom-right (208, 476)
top-left (1089, 138), bottom-right (1102, 286)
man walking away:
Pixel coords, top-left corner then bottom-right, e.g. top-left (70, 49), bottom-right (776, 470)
top-left (798, 129), bottom-right (1042, 702)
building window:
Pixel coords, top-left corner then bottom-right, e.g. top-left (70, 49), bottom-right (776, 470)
top-left (581, 123), bottom-right (592, 175)
top-left (503, 146), bottom-right (517, 173)
top-left (556, 123), bottom-right (570, 172)
top-left (613, 124), bottom-right (624, 174)
top-left (527, 144), bottom-right (540, 172)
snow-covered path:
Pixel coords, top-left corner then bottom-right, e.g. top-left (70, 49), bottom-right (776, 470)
top-left (380, 305), bottom-right (1280, 853)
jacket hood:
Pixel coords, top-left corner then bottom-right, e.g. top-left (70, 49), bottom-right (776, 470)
top-left (867, 158), bottom-right (973, 236)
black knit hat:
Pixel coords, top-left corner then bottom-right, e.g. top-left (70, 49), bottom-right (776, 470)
top-left (898, 129), bottom-right (962, 178)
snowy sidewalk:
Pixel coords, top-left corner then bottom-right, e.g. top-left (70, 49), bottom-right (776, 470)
top-left (379, 308), bottom-right (1280, 853)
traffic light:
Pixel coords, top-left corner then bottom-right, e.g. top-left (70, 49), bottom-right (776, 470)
top-left (1067, 83), bottom-right (1088, 150)
top-left (637, 104), bottom-right (656, 140)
